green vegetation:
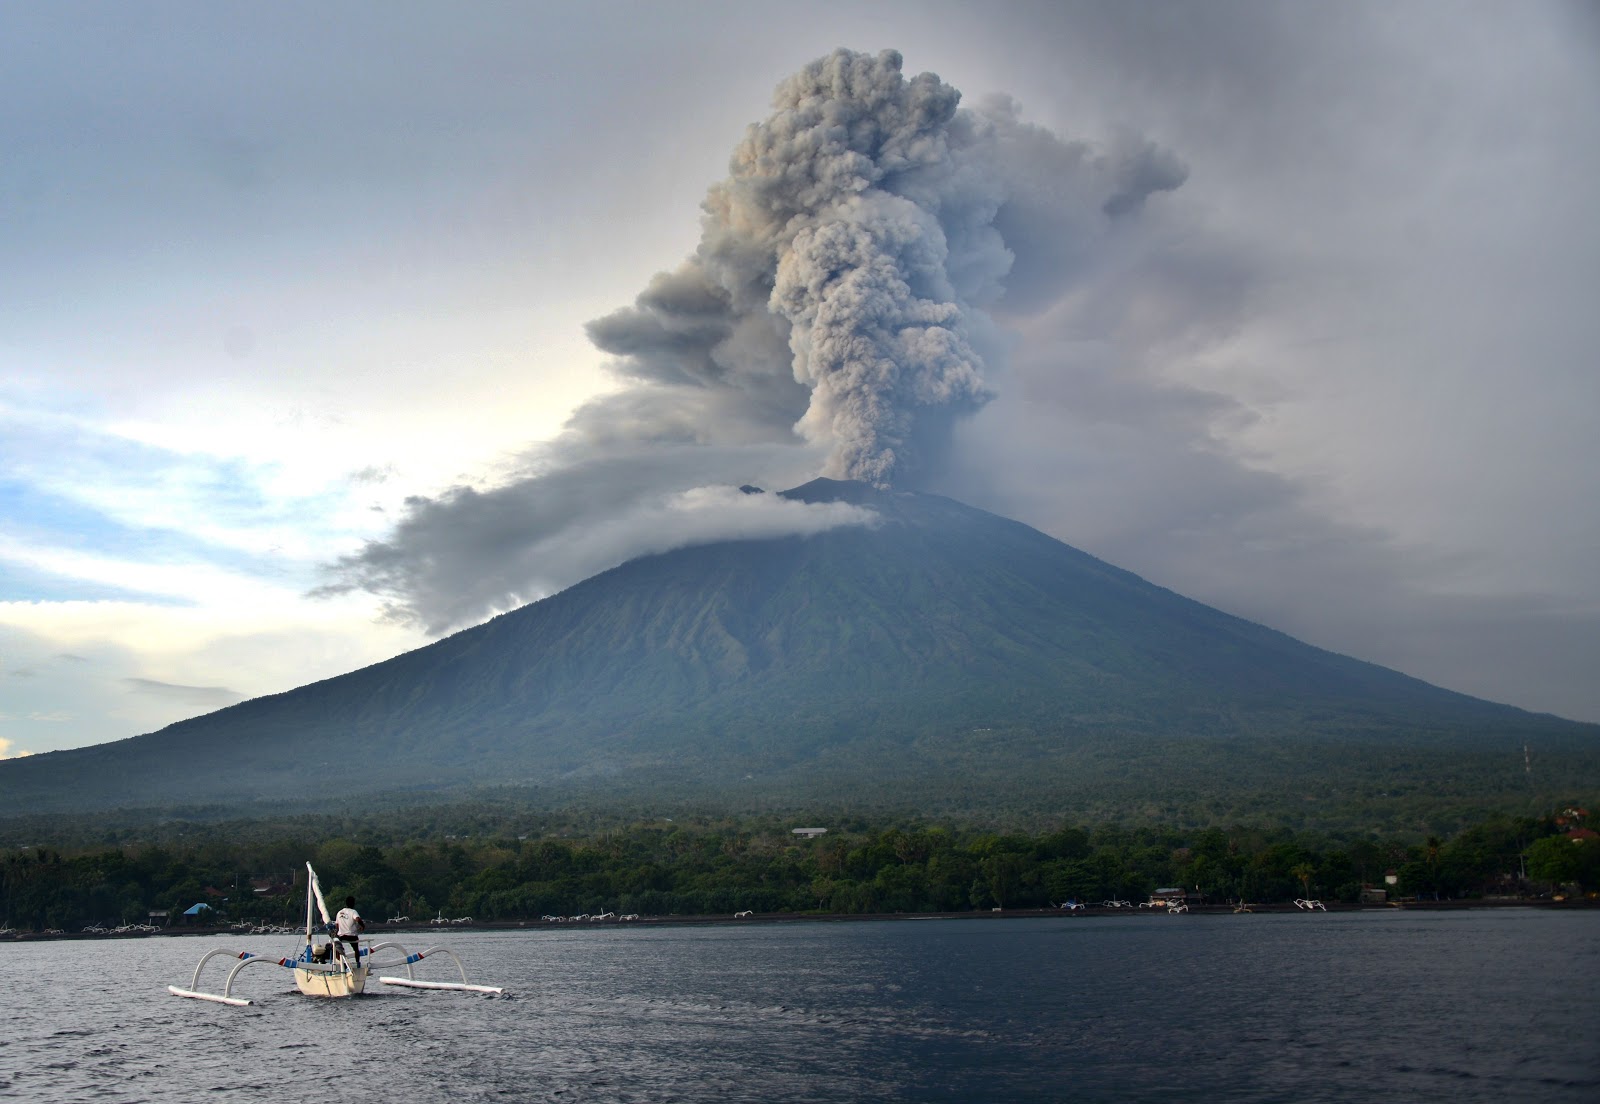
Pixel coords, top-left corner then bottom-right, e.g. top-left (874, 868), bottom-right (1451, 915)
top-left (3, 807), bottom-right (1593, 933)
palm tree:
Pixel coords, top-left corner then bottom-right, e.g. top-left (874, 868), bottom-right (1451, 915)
top-left (1290, 862), bottom-right (1315, 902)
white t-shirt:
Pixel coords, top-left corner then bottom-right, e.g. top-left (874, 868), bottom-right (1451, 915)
top-left (335, 907), bottom-right (362, 937)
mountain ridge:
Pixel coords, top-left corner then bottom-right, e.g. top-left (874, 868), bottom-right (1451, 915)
top-left (2, 478), bottom-right (1594, 822)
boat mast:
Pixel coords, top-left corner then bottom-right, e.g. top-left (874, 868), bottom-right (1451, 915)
top-left (303, 865), bottom-right (315, 946)
top-left (304, 862), bottom-right (333, 943)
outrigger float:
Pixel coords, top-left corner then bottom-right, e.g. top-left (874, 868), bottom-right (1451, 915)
top-left (169, 862), bottom-right (504, 1006)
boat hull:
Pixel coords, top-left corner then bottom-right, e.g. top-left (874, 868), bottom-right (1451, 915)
top-left (294, 964), bottom-right (368, 998)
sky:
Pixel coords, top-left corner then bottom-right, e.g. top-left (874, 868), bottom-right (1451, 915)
top-left (3, 0), bottom-right (1598, 759)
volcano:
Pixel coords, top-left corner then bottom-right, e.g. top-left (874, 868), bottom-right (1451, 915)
top-left (3, 479), bottom-right (1595, 823)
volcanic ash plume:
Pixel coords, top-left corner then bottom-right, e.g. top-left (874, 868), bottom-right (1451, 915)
top-left (589, 49), bottom-right (1013, 487)
top-left (325, 49), bottom-right (1190, 631)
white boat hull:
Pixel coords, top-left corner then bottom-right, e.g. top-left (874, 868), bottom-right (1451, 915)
top-left (294, 964), bottom-right (368, 998)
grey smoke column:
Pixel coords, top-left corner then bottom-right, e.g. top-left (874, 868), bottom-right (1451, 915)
top-left (323, 48), bottom-right (1190, 632)
top-left (589, 49), bottom-right (1010, 487)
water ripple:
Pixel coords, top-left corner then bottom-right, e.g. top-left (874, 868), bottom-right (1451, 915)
top-left (0, 912), bottom-right (1594, 1102)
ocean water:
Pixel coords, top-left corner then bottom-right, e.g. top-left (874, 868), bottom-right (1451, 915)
top-left (0, 910), bottom-right (1594, 1102)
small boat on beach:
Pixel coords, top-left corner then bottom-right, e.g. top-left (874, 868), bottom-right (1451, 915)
top-left (169, 862), bottom-right (504, 1006)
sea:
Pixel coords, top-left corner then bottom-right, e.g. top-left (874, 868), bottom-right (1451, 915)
top-left (1, 909), bottom-right (1594, 1103)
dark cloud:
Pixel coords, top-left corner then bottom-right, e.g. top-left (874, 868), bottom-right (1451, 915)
top-left (349, 466), bottom-right (394, 486)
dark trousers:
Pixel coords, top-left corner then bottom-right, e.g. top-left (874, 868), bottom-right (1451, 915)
top-left (338, 936), bottom-right (360, 968)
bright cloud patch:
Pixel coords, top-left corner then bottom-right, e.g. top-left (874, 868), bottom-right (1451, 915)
top-left (0, 393), bottom-right (385, 579)
top-left (0, 737), bottom-right (35, 759)
top-left (0, 597), bottom-right (423, 754)
top-left (0, 382), bottom-right (439, 754)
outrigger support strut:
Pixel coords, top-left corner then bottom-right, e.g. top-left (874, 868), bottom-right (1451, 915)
top-left (168, 948), bottom-right (298, 1006)
top-left (367, 941), bottom-right (503, 994)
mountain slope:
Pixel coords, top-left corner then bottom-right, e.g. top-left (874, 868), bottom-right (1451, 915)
top-left (3, 479), bottom-right (1594, 820)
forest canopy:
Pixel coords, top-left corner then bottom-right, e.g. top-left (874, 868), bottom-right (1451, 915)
top-left (3, 807), bottom-right (1593, 933)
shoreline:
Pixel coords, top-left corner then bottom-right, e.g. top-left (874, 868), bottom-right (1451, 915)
top-left (5, 895), bottom-right (1595, 942)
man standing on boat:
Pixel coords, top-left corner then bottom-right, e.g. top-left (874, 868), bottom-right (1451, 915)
top-left (334, 896), bottom-right (366, 971)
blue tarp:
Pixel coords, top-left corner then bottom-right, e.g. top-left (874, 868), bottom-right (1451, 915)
top-left (182, 903), bottom-right (213, 916)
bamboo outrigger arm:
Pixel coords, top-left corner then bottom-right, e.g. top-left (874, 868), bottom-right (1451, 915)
top-left (168, 948), bottom-right (300, 1006)
top-left (367, 941), bottom-right (504, 994)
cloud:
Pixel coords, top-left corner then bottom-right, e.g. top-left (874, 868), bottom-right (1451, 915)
top-left (0, 737), bottom-right (34, 759)
top-left (122, 678), bottom-right (247, 709)
top-left (918, 5), bottom-right (1600, 720)
top-left (0, 596), bottom-right (421, 754)
top-left (317, 465), bottom-right (877, 634)
top-left (0, 391), bottom-right (393, 583)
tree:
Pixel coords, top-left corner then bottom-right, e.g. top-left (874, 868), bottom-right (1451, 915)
top-left (981, 853), bottom-right (1024, 908)
top-left (1290, 863), bottom-right (1315, 900)
top-left (1526, 835), bottom-right (1599, 889)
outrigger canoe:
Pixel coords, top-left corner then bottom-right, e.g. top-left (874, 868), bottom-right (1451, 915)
top-left (169, 862), bottom-right (503, 1005)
